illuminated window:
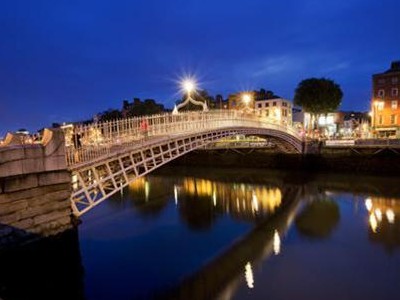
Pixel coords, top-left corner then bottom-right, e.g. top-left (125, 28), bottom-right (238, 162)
top-left (377, 102), bottom-right (384, 110)
top-left (378, 89), bottom-right (385, 98)
top-left (392, 88), bottom-right (399, 97)
top-left (391, 100), bottom-right (398, 109)
top-left (391, 115), bottom-right (396, 124)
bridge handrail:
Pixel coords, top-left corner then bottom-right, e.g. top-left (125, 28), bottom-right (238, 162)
top-left (62, 110), bottom-right (302, 167)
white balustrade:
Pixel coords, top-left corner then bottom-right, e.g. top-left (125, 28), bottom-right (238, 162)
top-left (63, 110), bottom-right (301, 168)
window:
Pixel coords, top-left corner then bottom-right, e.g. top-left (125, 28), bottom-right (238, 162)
top-left (378, 89), bottom-right (385, 98)
top-left (379, 115), bottom-right (383, 125)
top-left (392, 100), bottom-right (398, 109)
top-left (257, 103), bottom-right (262, 108)
top-left (282, 109), bottom-right (287, 117)
top-left (273, 101), bottom-right (277, 106)
top-left (392, 88), bottom-right (399, 97)
top-left (265, 102), bottom-right (269, 107)
top-left (377, 102), bottom-right (384, 110)
top-left (391, 115), bottom-right (397, 124)
top-left (378, 79), bottom-right (385, 84)
top-left (265, 109), bottom-right (269, 117)
top-left (282, 102), bottom-right (287, 107)
top-left (392, 77), bottom-right (399, 84)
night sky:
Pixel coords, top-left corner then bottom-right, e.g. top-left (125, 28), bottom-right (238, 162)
top-left (1, 0), bottom-right (399, 136)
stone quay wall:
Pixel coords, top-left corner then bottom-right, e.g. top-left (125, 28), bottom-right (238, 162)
top-left (173, 146), bottom-right (400, 175)
top-left (0, 129), bottom-right (72, 248)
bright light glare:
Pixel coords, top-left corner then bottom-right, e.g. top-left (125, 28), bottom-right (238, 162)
top-left (244, 262), bottom-right (254, 289)
top-left (242, 94), bottom-right (251, 105)
top-left (365, 198), bottom-right (372, 211)
top-left (386, 209), bottom-right (395, 224)
top-left (182, 79), bottom-right (195, 93)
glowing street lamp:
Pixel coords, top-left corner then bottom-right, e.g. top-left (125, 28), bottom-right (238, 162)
top-left (173, 77), bottom-right (208, 114)
top-left (182, 79), bottom-right (196, 95)
top-left (242, 93), bottom-right (252, 113)
top-left (242, 93), bottom-right (251, 106)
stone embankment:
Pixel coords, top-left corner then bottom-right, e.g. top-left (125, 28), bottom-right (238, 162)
top-left (0, 129), bottom-right (72, 249)
top-left (173, 145), bottom-right (400, 175)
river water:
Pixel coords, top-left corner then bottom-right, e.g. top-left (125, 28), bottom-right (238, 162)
top-left (1, 166), bottom-right (400, 300)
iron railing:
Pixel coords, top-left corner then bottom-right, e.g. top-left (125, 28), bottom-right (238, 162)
top-left (63, 110), bottom-right (301, 168)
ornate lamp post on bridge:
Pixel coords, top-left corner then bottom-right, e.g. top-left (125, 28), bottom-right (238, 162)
top-left (172, 79), bottom-right (208, 114)
top-left (242, 93), bottom-right (253, 114)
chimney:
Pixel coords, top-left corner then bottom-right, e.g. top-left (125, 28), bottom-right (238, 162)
top-left (391, 61), bottom-right (400, 70)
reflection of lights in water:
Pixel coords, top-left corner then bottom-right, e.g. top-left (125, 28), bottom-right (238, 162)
top-left (365, 198), bottom-right (372, 211)
top-left (369, 214), bottom-right (378, 233)
top-left (213, 190), bottom-right (217, 206)
top-left (273, 230), bottom-right (281, 255)
top-left (145, 180), bottom-right (149, 201)
top-left (236, 197), bottom-right (240, 210)
top-left (375, 209), bottom-right (382, 222)
top-left (252, 192), bottom-right (259, 212)
top-left (386, 209), bottom-right (395, 224)
top-left (244, 262), bottom-right (254, 289)
top-left (174, 185), bottom-right (178, 205)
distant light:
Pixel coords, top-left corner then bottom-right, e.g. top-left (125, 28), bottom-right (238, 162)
top-left (375, 208), bottom-right (382, 221)
top-left (145, 180), bottom-right (150, 201)
top-left (213, 190), bottom-right (217, 207)
top-left (252, 192), bottom-right (259, 212)
top-left (182, 79), bottom-right (196, 93)
top-left (365, 198), bottom-right (372, 211)
top-left (174, 185), bottom-right (178, 205)
top-left (386, 209), bottom-right (395, 224)
top-left (369, 214), bottom-right (378, 233)
top-left (273, 230), bottom-right (281, 255)
top-left (245, 262), bottom-right (254, 289)
top-left (242, 93), bottom-right (251, 105)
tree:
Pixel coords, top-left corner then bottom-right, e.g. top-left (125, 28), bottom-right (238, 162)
top-left (294, 78), bottom-right (343, 132)
top-left (98, 109), bottom-right (122, 122)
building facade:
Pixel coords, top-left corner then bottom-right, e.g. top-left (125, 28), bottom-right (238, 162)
top-left (255, 98), bottom-right (293, 126)
top-left (372, 61), bottom-right (400, 138)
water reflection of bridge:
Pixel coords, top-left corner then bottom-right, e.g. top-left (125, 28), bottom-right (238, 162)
top-left (125, 172), bottom-right (302, 299)
top-left (129, 176), bottom-right (283, 223)
top-left (156, 185), bottom-right (302, 299)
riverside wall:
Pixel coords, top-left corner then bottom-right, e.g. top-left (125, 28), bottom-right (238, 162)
top-left (0, 129), bottom-right (72, 249)
top-left (172, 147), bottom-right (400, 175)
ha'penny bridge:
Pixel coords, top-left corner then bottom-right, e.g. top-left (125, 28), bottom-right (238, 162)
top-left (0, 110), bottom-right (303, 222)
top-left (64, 110), bottom-right (303, 216)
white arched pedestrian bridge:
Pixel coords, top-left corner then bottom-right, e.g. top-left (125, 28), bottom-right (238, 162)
top-left (64, 110), bottom-right (303, 216)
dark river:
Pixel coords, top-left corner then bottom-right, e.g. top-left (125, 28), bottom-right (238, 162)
top-left (1, 166), bottom-right (400, 300)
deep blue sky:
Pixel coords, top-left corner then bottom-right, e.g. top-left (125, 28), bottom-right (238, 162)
top-left (1, 0), bottom-right (399, 135)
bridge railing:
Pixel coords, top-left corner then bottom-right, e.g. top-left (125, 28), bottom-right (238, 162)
top-left (63, 110), bottom-right (301, 168)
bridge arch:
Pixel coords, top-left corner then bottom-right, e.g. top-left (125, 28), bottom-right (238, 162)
top-left (65, 111), bottom-right (303, 216)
